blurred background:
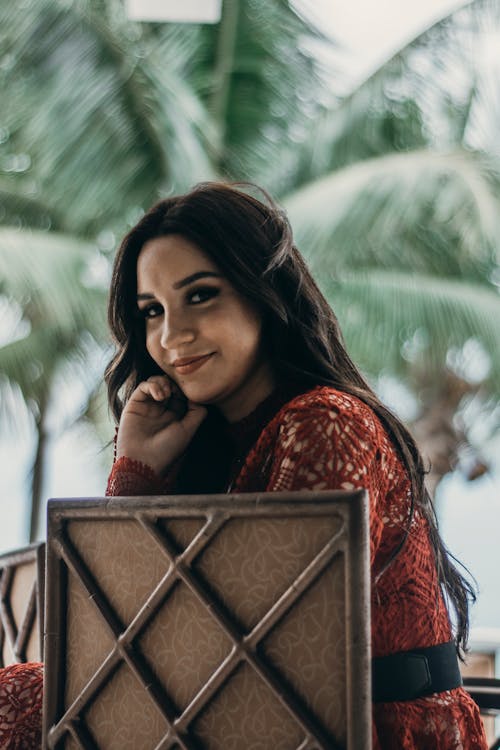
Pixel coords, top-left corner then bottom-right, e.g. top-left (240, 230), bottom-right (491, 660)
top-left (1, 0), bottom-right (499, 685)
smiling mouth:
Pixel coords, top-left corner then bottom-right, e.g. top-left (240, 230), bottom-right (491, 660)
top-left (173, 353), bottom-right (214, 374)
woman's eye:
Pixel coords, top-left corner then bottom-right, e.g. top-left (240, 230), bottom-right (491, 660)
top-left (188, 287), bottom-right (220, 304)
top-left (138, 304), bottom-right (162, 319)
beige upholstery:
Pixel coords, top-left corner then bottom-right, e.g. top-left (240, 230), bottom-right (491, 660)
top-left (43, 490), bottom-right (371, 750)
top-left (0, 543), bottom-right (45, 666)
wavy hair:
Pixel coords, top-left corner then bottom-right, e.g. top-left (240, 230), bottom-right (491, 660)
top-left (105, 181), bottom-right (475, 652)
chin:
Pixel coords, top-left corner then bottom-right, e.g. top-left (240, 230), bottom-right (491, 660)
top-left (180, 383), bottom-right (224, 406)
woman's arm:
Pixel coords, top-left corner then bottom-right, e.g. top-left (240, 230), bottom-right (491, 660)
top-left (107, 374), bottom-right (206, 496)
top-left (106, 456), bottom-right (170, 496)
top-left (115, 375), bottom-right (206, 474)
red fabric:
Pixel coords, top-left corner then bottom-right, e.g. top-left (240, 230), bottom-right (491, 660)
top-left (0, 663), bottom-right (43, 749)
top-left (108, 384), bottom-right (488, 749)
top-left (106, 455), bottom-right (168, 496)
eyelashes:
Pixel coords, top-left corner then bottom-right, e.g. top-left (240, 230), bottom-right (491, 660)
top-left (136, 303), bottom-right (162, 319)
top-left (136, 285), bottom-right (221, 319)
top-left (188, 286), bottom-right (220, 304)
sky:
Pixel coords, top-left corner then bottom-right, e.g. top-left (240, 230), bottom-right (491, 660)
top-left (295, 0), bottom-right (467, 85)
top-left (2, 0), bottom-right (499, 641)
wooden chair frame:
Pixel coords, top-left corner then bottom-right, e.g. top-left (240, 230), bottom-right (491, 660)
top-left (463, 677), bottom-right (500, 750)
top-left (43, 490), bottom-right (371, 750)
top-left (0, 542), bottom-right (45, 666)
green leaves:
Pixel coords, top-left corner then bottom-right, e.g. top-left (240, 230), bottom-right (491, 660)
top-left (284, 144), bottom-right (500, 390)
top-left (0, 0), bottom-right (329, 536)
top-left (285, 148), bottom-right (500, 279)
top-left (279, 0), bottom-right (500, 399)
top-left (2, 0), bottom-right (500, 531)
top-left (1, 1), bottom-right (216, 236)
top-left (323, 271), bottom-right (500, 385)
top-left (0, 227), bottom-right (105, 329)
top-left (0, 227), bottom-right (106, 399)
top-left (194, 0), bottom-right (327, 186)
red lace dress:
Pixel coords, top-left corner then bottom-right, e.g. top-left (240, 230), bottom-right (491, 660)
top-left (0, 662), bottom-right (43, 749)
top-left (108, 384), bottom-right (487, 749)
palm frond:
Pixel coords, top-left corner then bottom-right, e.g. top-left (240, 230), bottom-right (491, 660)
top-left (190, 0), bottom-right (331, 189)
top-left (0, 227), bottom-right (107, 338)
top-left (324, 270), bottom-right (500, 388)
top-left (1, 1), bottom-right (216, 235)
top-left (277, 0), bottom-right (500, 192)
top-left (0, 326), bottom-right (80, 401)
top-left (284, 148), bottom-right (500, 278)
top-left (0, 181), bottom-right (66, 232)
top-left (1, 333), bottom-right (103, 442)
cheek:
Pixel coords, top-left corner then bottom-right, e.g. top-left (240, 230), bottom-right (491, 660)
top-left (223, 307), bottom-right (263, 360)
top-left (144, 326), bottom-right (161, 360)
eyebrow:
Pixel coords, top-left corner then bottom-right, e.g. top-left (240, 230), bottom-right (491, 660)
top-left (137, 271), bottom-right (222, 300)
top-left (173, 271), bottom-right (221, 289)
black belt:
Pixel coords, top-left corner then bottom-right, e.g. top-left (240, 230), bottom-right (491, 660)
top-left (372, 641), bottom-right (463, 702)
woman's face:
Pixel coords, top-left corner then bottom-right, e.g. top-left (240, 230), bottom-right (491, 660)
top-left (136, 234), bottom-right (275, 422)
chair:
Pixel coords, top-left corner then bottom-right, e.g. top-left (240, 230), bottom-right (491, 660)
top-left (0, 542), bottom-right (45, 666)
top-left (43, 489), bottom-right (371, 750)
top-left (463, 677), bottom-right (500, 750)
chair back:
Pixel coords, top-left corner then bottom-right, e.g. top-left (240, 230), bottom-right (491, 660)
top-left (43, 490), bottom-right (371, 750)
top-left (0, 542), bottom-right (45, 666)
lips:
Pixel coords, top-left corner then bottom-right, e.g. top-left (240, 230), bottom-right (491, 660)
top-left (172, 353), bottom-right (214, 375)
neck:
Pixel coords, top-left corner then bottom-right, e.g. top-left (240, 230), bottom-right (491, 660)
top-left (219, 362), bottom-right (276, 423)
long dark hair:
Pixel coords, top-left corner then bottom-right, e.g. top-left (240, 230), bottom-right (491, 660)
top-left (106, 181), bottom-right (475, 652)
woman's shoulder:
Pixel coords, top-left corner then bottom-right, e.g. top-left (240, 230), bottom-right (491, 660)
top-left (277, 385), bottom-right (379, 431)
top-left (258, 384), bottom-right (385, 456)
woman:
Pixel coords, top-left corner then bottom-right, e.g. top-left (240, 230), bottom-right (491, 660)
top-left (105, 181), bottom-right (487, 749)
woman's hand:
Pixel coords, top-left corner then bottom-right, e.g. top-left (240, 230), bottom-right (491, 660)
top-left (115, 375), bottom-right (207, 476)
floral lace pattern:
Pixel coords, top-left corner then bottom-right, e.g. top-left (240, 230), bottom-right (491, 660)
top-left (0, 663), bottom-right (43, 749)
top-left (372, 688), bottom-right (489, 750)
top-left (106, 456), bottom-right (165, 496)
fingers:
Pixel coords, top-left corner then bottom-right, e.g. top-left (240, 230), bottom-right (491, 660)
top-left (135, 375), bottom-right (172, 403)
top-left (117, 380), bottom-right (206, 473)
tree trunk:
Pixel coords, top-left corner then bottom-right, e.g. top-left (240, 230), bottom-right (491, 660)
top-left (410, 370), bottom-right (485, 502)
top-left (29, 394), bottom-right (48, 542)
top-left (211, 0), bottom-right (240, 166)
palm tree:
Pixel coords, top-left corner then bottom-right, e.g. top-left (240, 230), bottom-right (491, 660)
top-left (2, 0), bottom-right (500, 541)
top-left (280, 0), bottom-right (500, 493)
top-left (0, 0), bottom-right (326, 540)
top-left (0, 0), bottom-right (323, 231)
top-left (0, 228), bottom-right (107, 538)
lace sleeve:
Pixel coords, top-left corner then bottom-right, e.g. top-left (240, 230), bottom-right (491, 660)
top-left (105, 455), bottom-right (182, 496)
top-left (266, 404), bottom-right (385, 563)
top-left (105, 456), bottom-right (167, 496)
top-left (0, 662), bottom-right (43, 747)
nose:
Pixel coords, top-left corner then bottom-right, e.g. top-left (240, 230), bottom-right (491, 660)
top-left (159, 308), bottom-right (195, 350)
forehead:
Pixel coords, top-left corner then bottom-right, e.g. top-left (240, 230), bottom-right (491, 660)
top-left (137, 234), bottom-right (219, 288)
